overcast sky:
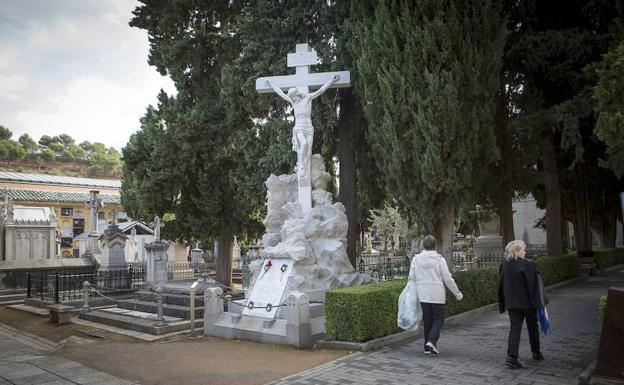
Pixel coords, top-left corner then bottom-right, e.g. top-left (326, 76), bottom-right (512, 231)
top-left (0, 0), bottom-right (176, 150)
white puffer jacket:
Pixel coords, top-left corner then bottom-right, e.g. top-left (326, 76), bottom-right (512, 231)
top-left (409, 250), bottom-right (463, 304)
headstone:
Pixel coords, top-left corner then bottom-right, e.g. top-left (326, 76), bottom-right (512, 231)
top-left (190, 248), bottom-right (203, 263)
top-left (97, 211), bottom-right (127, 267)
top-left (594, 287), bottom-right (624, 380)
top-left (473, 205), bottom-right (503, 260)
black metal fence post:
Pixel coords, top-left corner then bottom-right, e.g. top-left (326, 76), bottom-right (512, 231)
top-left (54, 272), bottom-right (60, 303)
top-left (27, 271), bottom-right (31, 298)
top-left (39, 275), bottom-right (44, 300)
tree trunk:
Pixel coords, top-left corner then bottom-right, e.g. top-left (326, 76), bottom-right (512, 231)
top-left (543, 132), bottom-right (563, 257)
top-left (216, 235), bottom-right (233, 287)
top-left (433, 198), bottom-right (455, 265)
top-left (492, 81), bottom-right (515, 250)
top-left (561, 218), bottom-right (570, 253)
top-left (597, 189), bottom-right (619, 248)
top-left (338, 89), bottom-right (358, 268)
top-left (573, 162), bottom-right (592, 256)
top-left (494, 194), bottom-right (515, 249)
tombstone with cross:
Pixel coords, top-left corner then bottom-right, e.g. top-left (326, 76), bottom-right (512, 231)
top-left (256, 43), bottom-right (350, 213)
top-left (152, 216), bottom-right (164, 241)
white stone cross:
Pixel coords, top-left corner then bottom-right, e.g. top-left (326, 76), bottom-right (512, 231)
top-left (153, 216), bottom-right (164, 241)
top-left (256, 43), bottom-right (350, 213)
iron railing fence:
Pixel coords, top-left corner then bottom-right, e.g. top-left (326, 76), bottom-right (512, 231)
top-left (357, 254), bottom-right (412, 281)
top-left (27, 263), bottom-right (148, 303)
top-left (166, 261), bottom-right (217, 281)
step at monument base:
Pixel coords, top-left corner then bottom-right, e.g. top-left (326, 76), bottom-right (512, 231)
top-left (117, 298), bottom-right (204, 319)
top-left (208, 311), bottom-right (325, 346)
top-left (79, 307), bottom-right (203, 335)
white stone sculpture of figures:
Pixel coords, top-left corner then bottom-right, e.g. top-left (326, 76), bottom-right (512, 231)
top-left (266, 74), bottom-right (339, 180)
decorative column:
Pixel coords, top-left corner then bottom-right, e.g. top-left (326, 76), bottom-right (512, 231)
top-left (146, 216), bottom-right (168, 286)
top-left (84, 190), bottom-right (104, 256)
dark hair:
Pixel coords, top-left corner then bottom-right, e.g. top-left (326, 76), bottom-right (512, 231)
top-left (422, 235), bottom-right (437, 251)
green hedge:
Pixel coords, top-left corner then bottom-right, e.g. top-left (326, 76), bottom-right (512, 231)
top-left (325, 280), bottom-right (405, 343)
top-left (325, 269), bottom-right (499, 343)
top-left (593, 248), bottom-right (624, 270)
top-left (325, 253), bottom-right (588, 343)
top-left (535, 255), bottom-right (580, 286)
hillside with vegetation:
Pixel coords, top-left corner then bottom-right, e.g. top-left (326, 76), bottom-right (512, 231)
top-left (0, 125), bottom-right (122, 178)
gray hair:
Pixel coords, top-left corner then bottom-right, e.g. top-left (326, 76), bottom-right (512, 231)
top-left (422, 235), bottom-right (437, 251)
top-left (504, 240), bottom-right (526, 262)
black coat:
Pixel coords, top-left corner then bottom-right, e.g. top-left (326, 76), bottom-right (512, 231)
top-left (498, 258), bottom-right (545, 312)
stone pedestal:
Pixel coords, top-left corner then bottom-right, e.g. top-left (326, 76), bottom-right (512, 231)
top-left (474, 207), bottom-right (503, 260)
top-left (146, 241), bottom-right (169, 286)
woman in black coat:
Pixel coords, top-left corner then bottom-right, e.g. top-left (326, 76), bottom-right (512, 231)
top-left (498, 240), bottom-right (545, 369)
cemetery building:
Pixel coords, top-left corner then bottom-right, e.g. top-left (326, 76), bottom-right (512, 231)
top-left (0, 171), bottom-right (122, 258)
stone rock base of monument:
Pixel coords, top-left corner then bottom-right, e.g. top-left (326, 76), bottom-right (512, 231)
top-left (204, 287), bottom-right (322, 348)
top-left (204, 155), bottom-right (373, 347)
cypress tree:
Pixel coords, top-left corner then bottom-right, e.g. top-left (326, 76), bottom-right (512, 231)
top-left (348, 0), bottom-right (505, 260)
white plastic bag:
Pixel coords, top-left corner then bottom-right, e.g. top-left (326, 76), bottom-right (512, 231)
top-left (397, 279), bottom-right (422, 330)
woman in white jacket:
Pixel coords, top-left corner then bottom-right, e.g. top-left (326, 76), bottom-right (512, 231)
top-left (409, 235), bottom-right (463, 355)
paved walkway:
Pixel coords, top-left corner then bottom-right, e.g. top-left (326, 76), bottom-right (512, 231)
top-left (0, 323), bottom-right (136, 385)
top-left (270, 267), bottom-right (624, 385)
top-left (0, 267), bottom-right (621, 385)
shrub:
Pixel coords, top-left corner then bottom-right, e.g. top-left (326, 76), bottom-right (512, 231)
top-left (535, 255), bottom-right (580, 286)
top-left (325, 280), bottom-right (404, 343)
top-left (325, 268), bottom-right (499, 343)
top-left (593, 248), bottom-right (624, 270)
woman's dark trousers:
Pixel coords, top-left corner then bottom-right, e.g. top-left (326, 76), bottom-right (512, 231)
top-left (507, 308), bottom-right (540, 358)
top-left (421, 302), bottom-right (445, 345)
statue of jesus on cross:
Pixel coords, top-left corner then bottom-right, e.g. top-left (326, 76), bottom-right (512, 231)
top-left (257, 43), bottom-right (351, 213)
top-left (265, 74), bottom-right (339, 181)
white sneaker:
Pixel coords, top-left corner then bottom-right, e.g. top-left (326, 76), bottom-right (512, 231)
top-left (425, 342), bottom-right (439, 355)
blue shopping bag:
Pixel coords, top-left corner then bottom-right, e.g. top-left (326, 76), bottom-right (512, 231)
top-left (537, 307), bottom-right (550, 335)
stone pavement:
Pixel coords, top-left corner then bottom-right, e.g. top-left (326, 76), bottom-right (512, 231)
top-left (0, 323), bottom-right (136, 385)
top-left (270, 267), bottom-right (624, 385)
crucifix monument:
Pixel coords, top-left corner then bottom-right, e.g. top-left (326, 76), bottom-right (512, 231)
top-left (203, 43), bottom-right (371, 347)
top-left (256, 43), bottom-right (350, 213)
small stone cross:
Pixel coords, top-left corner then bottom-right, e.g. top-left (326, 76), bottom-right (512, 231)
top-left (153, 216), bottom-right (164, 241)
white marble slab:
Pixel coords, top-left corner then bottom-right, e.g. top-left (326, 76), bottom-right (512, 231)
top-left (243, 260), bottom-right (293, 319)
